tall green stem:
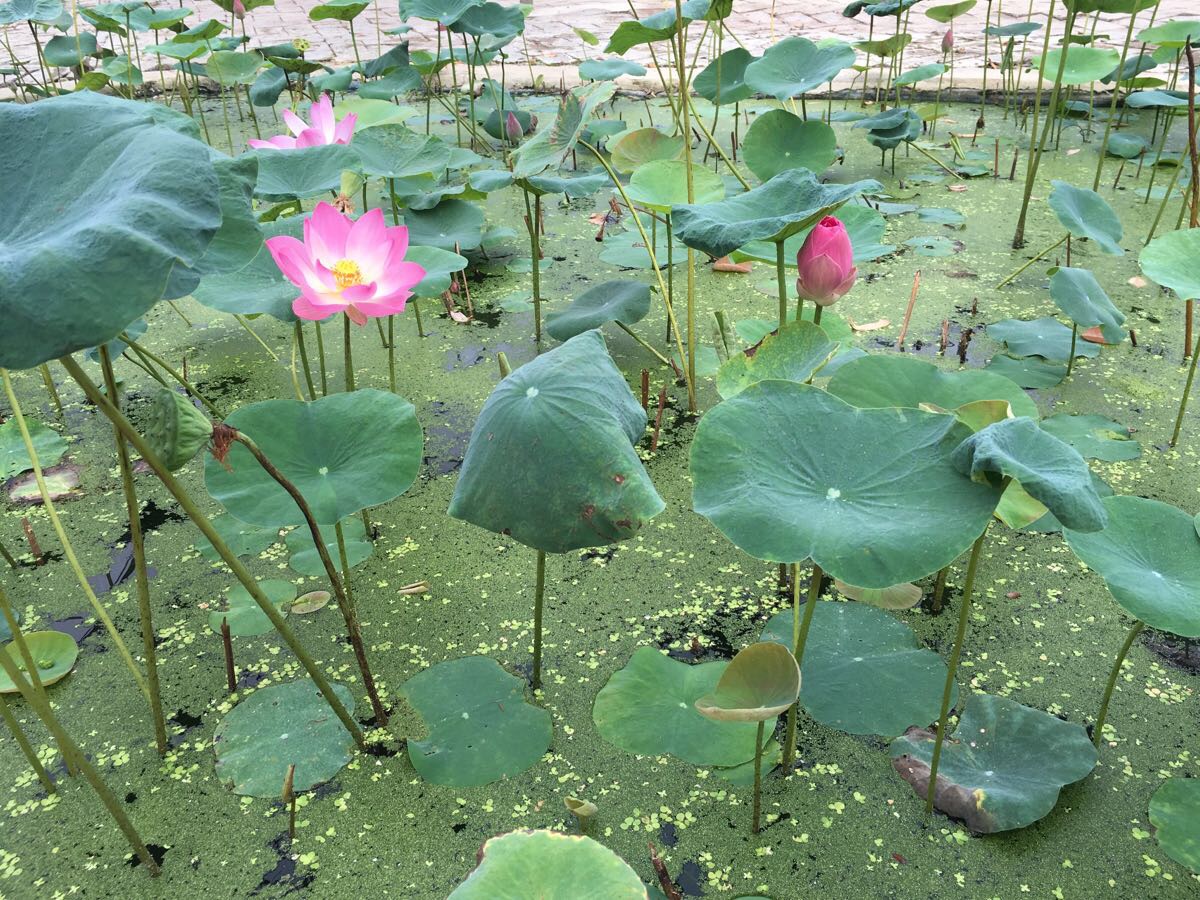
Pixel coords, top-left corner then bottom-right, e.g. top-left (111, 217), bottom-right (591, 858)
top-left (751, 719), bottom-right (764, 834)
top-left (522, 187), bottom-right (543, 343)
top-left (1012, 0), bottom-right (1063, 248)
top-left (781, 562), bottom-right (822, 770)
top-left (1170, 332), bottom-right (1200, 447)
top-left (777, 241), bottom-right (790, 328)
top-left (532, 549), bottom-right (546, 690)
top-left (925, 526), bottom-right (989, 816)
top-left (295, 322), bottom-right (317, 401)
top-left (1093, 7), bottom-right (1142, 189)
top-left (122, 335), bottom-right (223, 419)
top-left (0, 692), bottom-right (56, 793)
top-left (675, 0), bottom-right (698, 403)
top-left (1093, 620), bottom-right (1145, 748)
top-left (343, 313), bottom-right (356, 391)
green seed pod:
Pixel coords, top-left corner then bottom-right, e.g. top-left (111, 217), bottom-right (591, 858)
top-left (142, 388), bottom-right (212, 471)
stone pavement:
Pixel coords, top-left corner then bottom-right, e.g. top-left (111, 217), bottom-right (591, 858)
top-left (3, 1), bottom-right (1196, 92)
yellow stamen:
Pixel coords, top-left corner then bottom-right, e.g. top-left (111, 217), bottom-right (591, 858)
top-left (331, 259), bottom-right (363, 291)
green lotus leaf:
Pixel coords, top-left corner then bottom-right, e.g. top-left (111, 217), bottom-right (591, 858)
top-left (608, 127), bottom-right (686, 173)
top-left (1022, 470), bottom-right (1113, 534)
top-left (193, 216), bottom-right (303, 321)
top-left (401, 656), bottom-right (551, 787)
top-left (604, 0), bottom-right (719, 55)
top-left (988, 317), bottom-right (1100, 361)
top-left (193, 153), bottom-right (262, 277)
top-left (286, 516), bottom-right (373, 577)
top-left (1047, 266), bottom-right (1125, 340)
top-left (399, 0), bottom-right (483, 25)
top-left (694, 47), bottom-right (756, 105)
top-left (625, 159), bottom-right (725, 213)
top-left (403, 198), bottom-right (484, 251)
top-left (834, 579), bottom-right (923, 609)
top-left (359, 66), bottom-right (423, 99)
top-left (1034, 45), bottom-right (1122, 84)
top-left (0, 418), bottom-right (67, 480)
top-left (1150, 778), bottom-right (1200, 874)
top-left (827, 353), bottom-right (1039, 419)
top-left (0, 631), bottom-right (78, 693)
top-left (1047, 180), bottom-right (1124, 255)
top-left (194, 513), bottom-right (280, 562)
top-left (856, 106), bottom-right (922, 150)
top-left (0, 92), bottom-right (222, 370)
top-left (951, 417), bottom-right (1106, 532)
top-left (209, 579), bottom-right (293, 636)
top-left (352, 124), bottom-right (452, 178)
top-left (213, 679), bottom-right (355, 797)
top-left (0, 0), bottom-right (62, 23)
top-left (310, 0), bottom-right (368, 20)
top-left (206, 50), bottom-right (263, 85)
top-left (1140, 227), bottom-right (1200, 300)
top-left (917, 207), bottom-right (966, 227)
top-left (407, 245), bottom-right (468, 297)
top-left (579, 57), bottom-right (646, 79)
top-left (1105, 133), bottom-right (1149, 159)
top-left (985, 353), bottom-right (1068, 388)
top-left (894, 62), bottom-right (947, 85)
top-left (205, 389), bottom-right (423, 528)
top-left (986, 21), bottom-right (1041, 37)
top-left (545, 280), bottom-right (652, 342)
top-left (695, 642), bottom-right (800, 723)
top-left (733, 203), bottom-right (894, 265)
top-left (1064, 496), bottom-right (1200, 637)
top-left (593, 647), bottom-right (760, 766)
top-left (716, 320), bottom-right (837, 399)
top-left (1124, 88), bottom-right (1189, 108)
top-left (925, 0), bottom-right (975, 22)
top-left (447, 0), bottom-right (523, 37)
top-left (251, 144), bottom-right (361, 202)
top-left (744, 36), bottom-right (856, 99)
top-left (890, 694), bottom-right (1097, 833)
top-left (512, 81), bottom-right (615, 178)
top-left (742, 110), bottom-right (838, 182)
top-left (691, 381), bottom-right (1002, 586)
top-left (42, 32), bottom-right (97, 66)
top-left (1138, 19), bottom-right (1200, 45)
top-left (1040, 414), bottom-right (1140, 461)
top-left (248, 68), bottom-right (288, 107)
top-left (671, 169), bottom-right (881, 259)
top-left (854, 33), bottom-right (912, 57)
top-left (762, 603), bottom-right (952, 735)
top-left (449, 830), bottom-right (648, 899)
top-left (448, 330), bottom-right (664, 554)
top-left (523, 170), bottom-right (609, 198)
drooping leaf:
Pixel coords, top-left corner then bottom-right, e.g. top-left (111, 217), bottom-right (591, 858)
top-left (193, 215), bottom-right (303, 322)
top-left (695, 642), bottom-right (800, 723)
top-left (733, 203), bottom-right (894, 265)
top-left (1047, 266), bottom-right (1125, 340)
top-left (1140, 227), bottom-right (1200, 300)
top-left (694, 47), bottom-right (756, 105)
top-left (716, 320), bottom-right (837, 399)
top-left (512, 81), bottom-right (615, 178)
top-left (1047, 179), bottom-right (1124, 255)
top-left (545, 280), bottom-right (652, 342)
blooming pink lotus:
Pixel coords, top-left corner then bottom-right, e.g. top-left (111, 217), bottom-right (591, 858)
top-left (248, 94), bottom-right (356, 150)
top-left (796, 216), bottom-right (856, 307)
top-left (266, 202), bottom-right (426, 325)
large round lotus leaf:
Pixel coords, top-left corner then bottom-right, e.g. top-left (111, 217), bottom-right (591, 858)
top-left (695, 642), bottom-right (799, 723)
top-left (742, 110), bottom-right (838, 183)
top-left (0, 418), bottom-right (67, 479)
top-left (579, 57), bottom-right (646, 79)
top-left (194, 513), bottom-right (280, 562)
top-left (545, 280), bottom-right (652, 342)
top-left (403, 199), bottom-right (484, 251)
top-left (1040, 414), bottom-right (1140, 462)
top-left (951, 417), bottom-right (1107, 532)
top-left (690, 381), bottom-right (1003, 587)
top-left (744, 36), bottom-right (856, 99)
top-left (608, 127), bottom-right (685, 173)
top-left (988, 317), bottom-right (1100, 361)
top-left (716, 320), bottom-right (837, 399)
top-left (401, 656), bottom-right (550, 787)
top-left (0, 631), bottom-right (78, 693)
top-left (624, 160), bottom-right (725, 213)
top-left (351, 124), bottom-right (452, 178)
top-left (209, 579), bottom-right (293, 636)
top-left (448, 0), bottom-right (524, 37)
top-left (1125, 89), bottom-right (1189, 108)
top-left (213, 679), bottom-right (355, 797)
top-left (1035, 46), bottom-right (1121, 85)
top-left (603, 0), bottom-right (720, 55)
top-left (694, 47), bottom-right (756, 105)
top-left (890, 694), bottom-right (1097, 833)
top-left (206, 50), bottom-right (263, 85)
top-left (1138, 19), bottom-right (1200, 45)
top-left (449, 830), bottom-right (648, 899)
top-left (734, 202), bottom-right (894, 265)
top-left (925, 0), bottom-right (975, 23)
top-left (1047, 180), bottom-right (1124, 255)
top-left (406, 245), bottom-right (468, 298)
top-left (1150, 778), bottom-right (1200, 874)
top-left (448, 330), bottom-right (664, 554)
top-left (286, 517), bottom-right (373, 576)
top-left (399, 0), bottom-right (483, 25)
top-left (1140, 227), bottom-right (1200, 300)
top-left (593, 647), bottom-right (759, 766)
top-left (205, 389), bottom-right (423, 528)
top-left (193, 216), bottom-right (303, 321)
top-left (672, 169), bottom-right (881, 259)
top-left (251, 144), bottom-right (360, 202)
top-left (0, 92), bottom-right (222, 370)
top-left (893, 62), bottom-right (947, 86)
top-left (1047, 266), bottom-right (1125, 339)
top-left (762, 604), bottom-right (951, 735)
top-left (310, 0), bottom-right (368, 20)
top-left (827, 354), bottom-right (1039, 419)
top-left (523, 171), bottom-right (609, 198)
top-left (1064, 496), bottom-right (1200, 637)
top-left (985, 353), bottom-right (1068, 388)
top-left (43, 31), bottom-right (97, 66)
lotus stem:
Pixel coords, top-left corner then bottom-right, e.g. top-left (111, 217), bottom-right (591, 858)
top-left (615, 322), bottom-right (676, 370)
top-left (313, 320), bottom-right (329, 395)
top-left (99, 347), bottom-right (169, 756)
top-left (684, 91), bottom-right (751, 191)
top-left (777, 241), bottom-right (790, 329)
top-left (0, 537), bottom-right (17, 569)
top-left (388, 316), bottom-right (397, 393)
top-left (752, 719), bottom-right (765, 834)
top-left (1093, 619), bottom-right (1145, 748)
top-left (234, 314), bottom-right (278, 362)
top-left (0, 692), bottom-right (55, 794)
top-left (1066, 323), bottom-right (1078, 377)
top-left (292, 322), bottom-right (317, 400)
top-left (521, 188), bottom-right (543, 343)
top-left (342, 313), bottom-right (356, 391)
top-left (1093, 8), bottom-right (1143, 189)
top-left (289, 328), bottom-right (306, 401)
top-left (931, 565), bottom-right (949, 614)
top-left (925, 525), bottom-right (989, 817)
top-left (532, 549), bottom-right (546, 691)
top-left (1170, 332), bottom-right (1200, 447)
top-left (39, 364), bottom-right (62, 414)
top-left (781, 562), bottom-right (822, 770)
top-left (1011, 0), bottom-right (1062, 248)
top-left (57, 354), bottom-right (365, 750)
top-left (0, 369), bottom-right (150, 703)
top-left (995, 234), bottom-right (1067, 289)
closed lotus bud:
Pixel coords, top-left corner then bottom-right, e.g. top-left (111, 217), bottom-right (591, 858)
top-left (942, 28), bottom-right (954, 54)
top-left (142, 388), bottom-right (213, 471)
top-left (795, 216), bottom-right (857, 307)
top-left (504, 110), bottom-right (523, 145)
top-left (233, 0), bottom-right (246, 20)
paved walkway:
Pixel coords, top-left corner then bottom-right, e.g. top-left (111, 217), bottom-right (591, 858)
top-left (3, 1), bottom-right (1196, 92)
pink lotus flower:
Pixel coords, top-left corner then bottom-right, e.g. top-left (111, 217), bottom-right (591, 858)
top-left (266, 202), bottom-right (426, 325)
top-left (796, 216), bottom-right (856, 307)
top-left (942, 28), bottom-right (954, 55)
top-left (504, 110), bottom-right (523, 145)
top-left (247, 94), bottom-right (356, 150)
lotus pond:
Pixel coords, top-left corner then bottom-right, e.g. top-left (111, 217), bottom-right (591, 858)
top-left (1, 0), bottom-right (1199, 898)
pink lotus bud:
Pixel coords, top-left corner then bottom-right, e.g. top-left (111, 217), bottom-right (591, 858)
top-left (233, 0), bottom-right (246, 19)
top-left (942, 28), bottom-right (954, 54)
top-left (795, 216), bottom-right (857, 307)
top-left (504, 110), bottom-right (523, 145)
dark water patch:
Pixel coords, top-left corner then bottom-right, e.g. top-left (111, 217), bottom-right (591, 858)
top-left (17, 550), bottom-right (63, 569)
top-left (1143, 630), bottom-right (1200, 674)
top-left (87, 500), bottom-right (183, 594)
top-left (237, 670), bottom-right (269, 690)
top-left (443, 340), bottom-right (534, 372)
top-left (49, 613), bottom-right (97, 645)
top-left (127, 844), bottom-right (169, 870)
top-left (658, 821), bottom-right (678, 847)
top-left (423, 401), bottom-right (474, 477)
top-left (194, 371), bottom-right (251, 402)
top-left (253, 853), bottom-right (314, 895)
top-left (676, 860), bottom-right (705, 896)
top-left (472, 306), bottom-right (504, 329)
top-left (125, 792), bottom-right (137, 804)
top-left (169, 709), bottom-right (204, 748)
